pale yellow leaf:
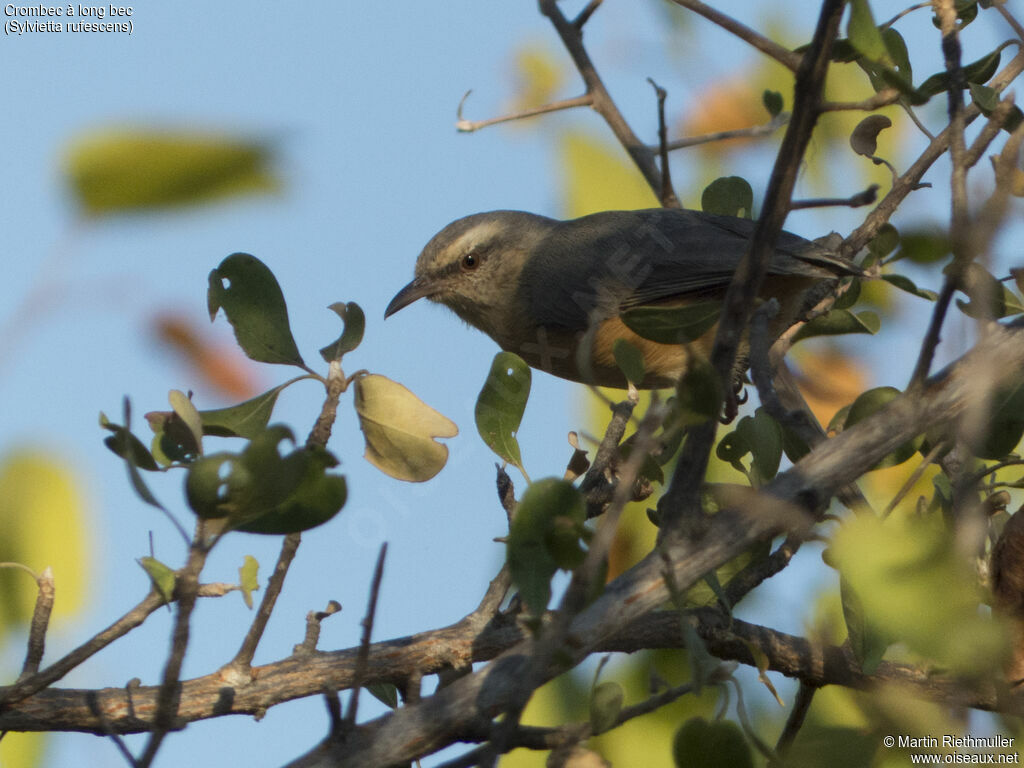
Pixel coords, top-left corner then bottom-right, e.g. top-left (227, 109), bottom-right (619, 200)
top-left (353, 375), bottom-right (458, 482)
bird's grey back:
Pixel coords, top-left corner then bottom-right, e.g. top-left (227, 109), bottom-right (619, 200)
top-left (519, 208), bottom-right (849, 329)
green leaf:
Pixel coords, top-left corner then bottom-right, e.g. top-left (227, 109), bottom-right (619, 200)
top-left (239, 555), bottom-right (259, 609)
top-left (145, 408), bottom-right (201, 465)
top-left (844, 387), bottom-right (922, 469)
top-left (208, 253), bottom-right (305, 367)
top-left (849, 115), bottom-right (891, 158)
top-left (589, 681), bottom-right (624, 734)
top-left (967, 379), bottom-right (1024, 459)
top-left (621, 302), bottom-right (721, 345)
top-left (102, 402), bottom-right (171, 515)
top-left (969, 84), bottom-right (1024, 132)
top-left (918, 45), bottom-right (1005, 98)
top-left (832, 276), bottom-right (861, 310)
top-left (672, 718), bottom-right (753, 768)
top-left (866, 223), bottom-right (899, 261)
top-left (355, 374), bottom-right (458, 482)
top-left (891, 231), bottom-right (951, 264)
top-left (847, 0), bottom-right (889, 64)
top-left (783, 726), bottom-right (880, 768)
top-left (184, 427), bottom-right (347, 534)
top-left (100, 412), bottom-right (159, 471)
top-left (841, 574), bottom-right (890, 674)
top-left (881, 274), bottom-right (938, 301)
top-left (475, 352), bottom-right (531, 477)
top-left (237, 463), bottom-right (346, 535)
top-left (612, 339), bottom-right (646, 387)
top-left (198, 380), bottom-right (302, 439)
top-left (366, 683), bottom-right (399, 709)
top-left (681, 614), bottom-right (719, 692)
top-left (932, 1), bottom-right (979, 30)
top-left (882, 28), bottom-right (912, 83)
top-left (185, 453), bottom-right (243, 519)
top-left (675, 356), bottom-right (723, 426)
top-left (762, 89), bottom-right (784, 117)
top-left (792, 309), bottom-right (879, 341)
top-left (700, 176), bottom-right (753, 219)
top-left (507, 478), bottom-right (586, 616)
top-left (138, 556), bottom-right (176, 603)
top-left (682, 537), bottom-right (770, 608)
top-left (831, 513), bottom-right (1007, 674)
top-left (720, 409), bottom-right (782, 483)
top-left (955, 263), bottom-right (1019, 319)
top-left (319, 301), bottom-right (366, 363)
top-left (169, 390), bottom-right (204, 457)
top-left (62, 128), bottom-right (278, 216)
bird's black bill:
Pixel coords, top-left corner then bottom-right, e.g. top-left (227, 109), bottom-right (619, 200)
top-left (384, 277), bottom-right (433, 318)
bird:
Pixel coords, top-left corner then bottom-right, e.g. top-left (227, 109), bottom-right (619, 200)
top-left (385, 208), bottom-right (859, 390)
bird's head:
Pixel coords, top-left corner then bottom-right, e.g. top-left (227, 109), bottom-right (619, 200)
top-left (385, 211), bottom-right (556, 342)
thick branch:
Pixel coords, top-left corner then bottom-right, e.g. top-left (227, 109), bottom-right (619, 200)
top-left (283, 321), bottom-right (1024, 766)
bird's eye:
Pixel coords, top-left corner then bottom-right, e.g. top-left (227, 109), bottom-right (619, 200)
top-left (461, 252), bottom-right (480, 270)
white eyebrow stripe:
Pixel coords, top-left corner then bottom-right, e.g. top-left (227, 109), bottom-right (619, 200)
top-left (450, 221), bottom-right (504, 253)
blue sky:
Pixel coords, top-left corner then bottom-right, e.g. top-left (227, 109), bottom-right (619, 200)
top-left (3, 1), bottom-right (1022, 766)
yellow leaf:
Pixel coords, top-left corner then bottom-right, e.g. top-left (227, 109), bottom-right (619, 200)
top-left (560, 132), bottom-right (659, 218)
top-left (509, 44), bottom-right (564, 113)
top-left (353, 375), bottom-right (458, 482)
top-left (0, 451), bottom-right (89, 633)
top-left (831, 512), bottom-right (1007, 674)
top-left (63, 128), bottom-right (278, 216)
top-left (0, 732), bottom-right (46, 768)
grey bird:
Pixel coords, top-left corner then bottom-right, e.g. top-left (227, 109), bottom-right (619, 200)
top-left (385, 208), bottom-right (858, 389)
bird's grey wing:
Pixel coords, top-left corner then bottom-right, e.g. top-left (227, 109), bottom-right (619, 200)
top-left (520, 209), bottom-right (853, 329)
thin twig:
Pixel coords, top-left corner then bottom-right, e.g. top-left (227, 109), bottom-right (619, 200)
top-left (772, 682), bottom-right (816, 763)
top-left (455, 92), bottom-right (593, 133)
top-left (227, 533), bottom-right (301, 674)
top-left (345, 542), bottom-right (388, 730)
top-left (539, 0), bottom-right (668, 202)
top-left (579, 397), bottom-right (637, 494)
top-left (881, 441), bottom-right (947, 518)
top-left (668, 0), bottom-right (802, 71)
top-left (820, 89), bottom-right (902, 112)
top-left (724, 535), bottom-right (803, 608)
top-left (997, 3), bottom-right (1024, 42)
top-left (136, 536), bottom-right (210, 768)
top-left (840, 47), bottom-right (1024, 259)
top-left (880, 1), bottom-right (931, 30)
top-left (87, 691), bottom-right (140, 768)
top-left (908, 0), bottom-right (968, 389)
top-left (656, 113), bottom-right (788, 150)
top-left (18, 567), bottom-right (54, 681)
top-left (307, 359), bottom-right (347, 450)
top-left (0, 590), bottom-right (165, 707)
top-left (659, 0), bottom-right (846, 536)
top-left (325, 688), bottom-right (344, 738)
top-left (572, 0), bottom-right (602, 30)
top-left (790, 184), bottom-right (879, 210)
top-left (648, 78), bottom-right (680, 207)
